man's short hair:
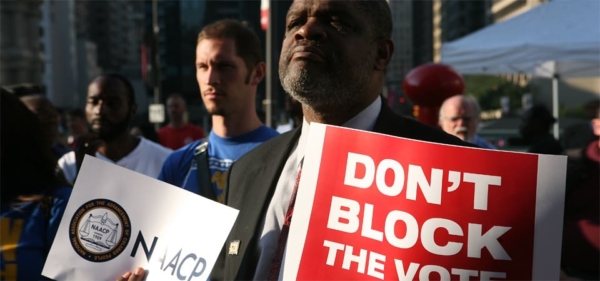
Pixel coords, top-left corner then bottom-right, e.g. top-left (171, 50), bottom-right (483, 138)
top-left (354, 0), bottom-right (392, 41)
top-left (93, 73), bottom-right (136, 108)
top-left (197, 19), bottom-right (263, 74)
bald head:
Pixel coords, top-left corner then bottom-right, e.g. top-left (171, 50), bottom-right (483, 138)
top-left (439, 95), bottom-right (480, 142)
top-left (167, 93), bottom-right (187, 124)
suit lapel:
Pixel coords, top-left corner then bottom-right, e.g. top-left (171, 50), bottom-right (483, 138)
top-left (226, 127), bottom-right (302, 278)
top-left (373, 101), bottom-right (408, 137)
top-left (233, 126), bottom-right (301, 216)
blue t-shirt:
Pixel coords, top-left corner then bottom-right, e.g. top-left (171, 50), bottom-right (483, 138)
top-left (159, 125), bottom-right (279, 202)
top-left (0, 186), bottom-right (72, 281)
top-left (471, 135), bottom-right (497, 149)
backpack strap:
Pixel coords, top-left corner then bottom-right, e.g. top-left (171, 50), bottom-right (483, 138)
top-left (193, 140), bottom-right (217, 201)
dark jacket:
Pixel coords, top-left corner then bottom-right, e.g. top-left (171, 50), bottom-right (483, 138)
top-left (213, 103), bottom-right (473, 280)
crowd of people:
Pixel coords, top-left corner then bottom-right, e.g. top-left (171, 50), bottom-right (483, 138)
top-left (1, 0), bottom-right (598, 280)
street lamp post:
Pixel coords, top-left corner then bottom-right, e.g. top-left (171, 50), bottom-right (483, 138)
top-left (264, 0), bottom-right (273, 128)
top-left (152, 0), bottom-right (161, 131)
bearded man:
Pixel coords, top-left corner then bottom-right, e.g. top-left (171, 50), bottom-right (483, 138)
top-left (439, 95), bottom-right (496, 149)
top-left (58, 74), bottom-right (172, 184)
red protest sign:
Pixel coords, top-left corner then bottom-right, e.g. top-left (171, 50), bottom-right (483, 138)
top-left (284, 124), bottom-right (567, 281)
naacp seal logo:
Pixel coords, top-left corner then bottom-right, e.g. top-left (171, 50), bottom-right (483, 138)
top-left (69, 199), bottom-right (131, 262)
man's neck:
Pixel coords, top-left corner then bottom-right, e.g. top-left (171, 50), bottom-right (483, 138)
top-left (169, 120), bottom-right (186, 129)
top-left (303, 95), bottom-right (379, 126)
top-left (211, 111), bottom-right (263, 138)
top-left (96, 133), bottom-right (140, 162)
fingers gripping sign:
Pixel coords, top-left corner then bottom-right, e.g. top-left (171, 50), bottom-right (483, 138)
top-left (117, 267), bottom-right (146, 281)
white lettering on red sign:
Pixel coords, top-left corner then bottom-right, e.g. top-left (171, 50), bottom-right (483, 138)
top-left (327, 197), bottom-right (511, 260)
top-left (344, 152), bottom-right (502, 211)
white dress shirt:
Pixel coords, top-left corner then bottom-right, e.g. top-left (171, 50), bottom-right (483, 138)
top-left (253, 97), bottom-right (382, 280)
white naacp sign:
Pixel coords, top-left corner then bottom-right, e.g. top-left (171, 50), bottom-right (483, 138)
top-left (42, 155), bottom-right (239, 281)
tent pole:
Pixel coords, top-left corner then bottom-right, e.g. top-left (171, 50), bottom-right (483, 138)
top-left (552, 74), bottom-right (559, 139)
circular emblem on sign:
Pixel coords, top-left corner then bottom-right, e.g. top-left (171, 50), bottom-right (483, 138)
top-left (69, 199), bottom-right (131, 262)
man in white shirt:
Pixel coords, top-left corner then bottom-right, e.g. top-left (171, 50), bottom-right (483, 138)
top-left (58, 74), bottom-right (172, 184)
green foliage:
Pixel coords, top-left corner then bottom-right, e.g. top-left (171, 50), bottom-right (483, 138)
top-left (464, 75), bottom-right (534, 114)
top-left (560, 105), bottom-right (587, 119)
top-left (464, 75), bottom-right (506, 100)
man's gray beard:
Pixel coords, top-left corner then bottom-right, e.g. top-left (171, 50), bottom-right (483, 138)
top-left (279, 55), bottom-right (372, 111)
top-left (453, 126), bottom-right (473, 142)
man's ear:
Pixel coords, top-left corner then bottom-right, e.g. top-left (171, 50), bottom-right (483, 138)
top-left (250, 62), bottom-right (266, 86)
top-left (374, 39), bottom-right (394, 71)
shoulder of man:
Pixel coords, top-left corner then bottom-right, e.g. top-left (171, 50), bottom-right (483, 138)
top-left (140, 137), bottom-right (173, 154)
top-left (383, 112), bottom-right (477, 148)
top-left (231, 128), bottom-right (297, 167)
top-left (259, 125), bottom-right (281, 138)
top-left (164, 140), bottom-right (203, 165)
top-left (158, 139), bottom-right (204, 183)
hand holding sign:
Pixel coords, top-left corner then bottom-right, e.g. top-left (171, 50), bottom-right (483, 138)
top-left (116, 267), bottom-right (146, 281)
top-left (43, 156), bottom-right (239, 281)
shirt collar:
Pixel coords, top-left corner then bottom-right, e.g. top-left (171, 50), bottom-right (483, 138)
top-left (342, 97), bottom-right (381, 132)
top-left (296, 97), bottom-right (382, 166)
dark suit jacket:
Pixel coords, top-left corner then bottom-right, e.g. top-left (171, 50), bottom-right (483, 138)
top-left (212, 104), bottom-right (473, 280)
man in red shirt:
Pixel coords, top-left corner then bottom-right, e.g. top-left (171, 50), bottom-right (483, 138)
top-left (157, 93), bottom-right (205, 150)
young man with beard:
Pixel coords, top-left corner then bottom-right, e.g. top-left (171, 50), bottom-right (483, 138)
top-left (156, 20), bottom-right (279, 203)
top-left (57, 74), bottom-right (172, 185)
top-left (439, 95), bottom-right (496, 149)
top-left (117, 1), bottom-right (471, 280)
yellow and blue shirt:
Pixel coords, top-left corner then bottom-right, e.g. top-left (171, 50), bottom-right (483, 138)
top-left (1, 187), bottom-right (71, 281)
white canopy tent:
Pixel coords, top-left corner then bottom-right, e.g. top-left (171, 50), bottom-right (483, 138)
top-left (441, 0), bottom-right (600, 138)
